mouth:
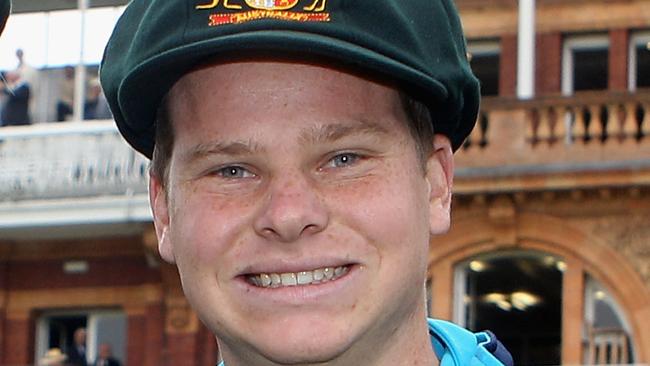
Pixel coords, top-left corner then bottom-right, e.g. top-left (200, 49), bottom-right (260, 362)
top-left (246, 265), bottom-right (352, 288)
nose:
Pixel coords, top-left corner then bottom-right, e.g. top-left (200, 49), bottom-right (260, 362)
top-left (253, 173), bottom-right (329, 243)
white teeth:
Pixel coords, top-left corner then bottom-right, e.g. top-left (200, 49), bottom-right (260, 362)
top-left (323, 267), bottom-right (334, 280)
top-left (297, 271), bottom-right (313, 285)
top-left (270, 273), bottom-right (281, 287)
top-left (260, 273), bottom-right (271, 287)
top-left (248, 265), bottom-right (350, 288)
top-left (313, 269), bottom-right (324, 281)
top-left (281, 273), bottom-right (297, 286)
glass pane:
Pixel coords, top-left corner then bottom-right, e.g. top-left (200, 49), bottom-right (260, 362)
top-left (636, 42), bottom-right (650, 88)
top-left (83, 7), bottom-right (125, 65)
top-left (0, 12), bottom-right (48, 70)
top-left (470, 53), bottom-right (500, 96)
top-left (457, 252), bottom-right (563, 366)
top-left (46, 10), bottom-right (82, 67)
top-left (584, 276), bottom-right (635, 364)
top-left (573, 48), bottom-right (608, 91)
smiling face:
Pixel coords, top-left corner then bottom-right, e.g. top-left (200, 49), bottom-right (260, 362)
top-left (150, 61), bottom-right (454, 366)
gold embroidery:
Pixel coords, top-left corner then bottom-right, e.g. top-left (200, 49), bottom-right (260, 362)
top-left (208, 10), bottom-right (330, 26)
top-left (199, 0), bottom-right (330, 26)
top-left (196, 0), bottom-right (242, 10)
top-left (304, 0), bottom-right (326, 12)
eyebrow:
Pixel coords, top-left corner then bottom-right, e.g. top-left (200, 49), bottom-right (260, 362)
top-left (181, 119), bottom-right (391, 163)
top-left (181, 140), bottom-right (263, 163)
top-left (299, 119), bottom-right (391, 145)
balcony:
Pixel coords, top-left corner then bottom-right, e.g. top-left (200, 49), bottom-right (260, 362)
top-left (0, 121), bottom-right (150, 229)
top-left (456, 91), bottom-right (650, 194)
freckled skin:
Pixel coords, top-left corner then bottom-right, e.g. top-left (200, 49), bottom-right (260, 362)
top-left (150, 61), bottom-right (453, 366)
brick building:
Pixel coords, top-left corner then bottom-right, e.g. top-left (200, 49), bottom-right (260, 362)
top-left (0, 0), bottom-right (649, 365)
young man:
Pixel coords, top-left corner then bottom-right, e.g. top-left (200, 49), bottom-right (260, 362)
top-left (100, 1), bottom-right (512, 365)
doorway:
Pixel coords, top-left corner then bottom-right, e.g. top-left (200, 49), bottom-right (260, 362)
top-left (35, 309), bottom-right (127, 365)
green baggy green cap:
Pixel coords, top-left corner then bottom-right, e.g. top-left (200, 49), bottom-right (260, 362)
top-left (0, 0), bottom-right (10, 36)
top-left (100, 0), bottom-right (479, 158)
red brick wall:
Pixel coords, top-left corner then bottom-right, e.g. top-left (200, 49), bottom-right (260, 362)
top-left (7, 256), bottom-right (160, 290)
top-left (609, 29), bottom-right (629, 91)
top-left (499, 34), bottom-right (517, 97)
top-left (127, 314), bottom-right (147, 366)
top-left (143, 304), bottom-right (165, 366)
top-left (536, 32), bottom-right (563, 95)
top-left (2, 317), bottom-right (33, 365)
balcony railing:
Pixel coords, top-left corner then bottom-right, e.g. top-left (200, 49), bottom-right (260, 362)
top-left (0, 121), bottom-right (148, 202)
top-left (458, 91), bottom-right (650, 167)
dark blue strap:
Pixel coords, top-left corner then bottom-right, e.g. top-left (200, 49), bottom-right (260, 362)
top-left (482, 330), bottom-right (514, 366)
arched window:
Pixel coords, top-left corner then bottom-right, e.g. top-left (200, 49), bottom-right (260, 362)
top-left (454, 251), bottom-right (563, 366)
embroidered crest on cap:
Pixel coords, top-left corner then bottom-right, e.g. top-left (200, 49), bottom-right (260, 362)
top-left (196, 0), bottom-right (330, 26)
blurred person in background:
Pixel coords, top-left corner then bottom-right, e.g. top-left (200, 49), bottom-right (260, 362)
top-left (39, 348), bottom-right (68, 366)
top-left (67, 327), bottom-right (88, 366)
top-left (15, 48), bottom-right (39, 119)
top-left (93, 343), bottom-right (121, 366)
top-left (57, 66), bottom-right (75, 121)
top-left (84, 78), bottom-right (112, 120)
top-left (1, 69), bottom-right (31, 126)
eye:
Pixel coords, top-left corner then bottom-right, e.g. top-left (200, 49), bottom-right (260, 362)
top-left (214, 165), bottom-right (255, 179)
top-left (326, 152), bottom-right (361, 168)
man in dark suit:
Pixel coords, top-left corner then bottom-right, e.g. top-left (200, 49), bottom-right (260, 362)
top-left (93, 343), bottom-right (121, 366)
top-left (1, 70), bottom-right (31, 126)
top-left (67, 327), bottom-right (88, 366)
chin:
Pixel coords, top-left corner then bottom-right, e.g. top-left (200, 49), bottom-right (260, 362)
top-left (241, 316), bottom-right (358, 364)
top-left (255, 339), bottom-right (351, 365)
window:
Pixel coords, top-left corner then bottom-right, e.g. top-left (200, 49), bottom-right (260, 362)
top-left (36, 310), bottom-right (127, 365)
top-left (0, 6), bottom-right (123, 123)
top-left (468, 41), bottom-right (501, 96)
top-left (562, 35), bottom-right (609, 94)
top-left (0, 7), bottom-right (125, 70)
top-left (455, 251), bottom-right (563, 366)
top-left (584, 276), bottom-right (635, 364)
top-left (629, 31), bottom-right (650, 91)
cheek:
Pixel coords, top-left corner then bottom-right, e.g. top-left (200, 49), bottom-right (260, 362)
top-left (330, 172), bottom-right (430, 258)
top-left (169, 190), bottom-right (254, 268)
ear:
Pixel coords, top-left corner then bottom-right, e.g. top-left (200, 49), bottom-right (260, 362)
top-left (149, 173), bottom-right (176, 264)
top-left (426, 134), bottom-right (454, 235)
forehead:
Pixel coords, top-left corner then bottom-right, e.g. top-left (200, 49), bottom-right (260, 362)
top-left (169, 61), bottom-right (401, 124)
top-left (163, 61), bottom-right (416, 156)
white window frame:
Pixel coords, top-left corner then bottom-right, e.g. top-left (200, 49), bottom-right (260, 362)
top-left (628, 31), bottom-right (650, 91)
top-left (562, 35), bottom-right (610, 95)
top-left (467, 40), bottom-right (501, 59)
